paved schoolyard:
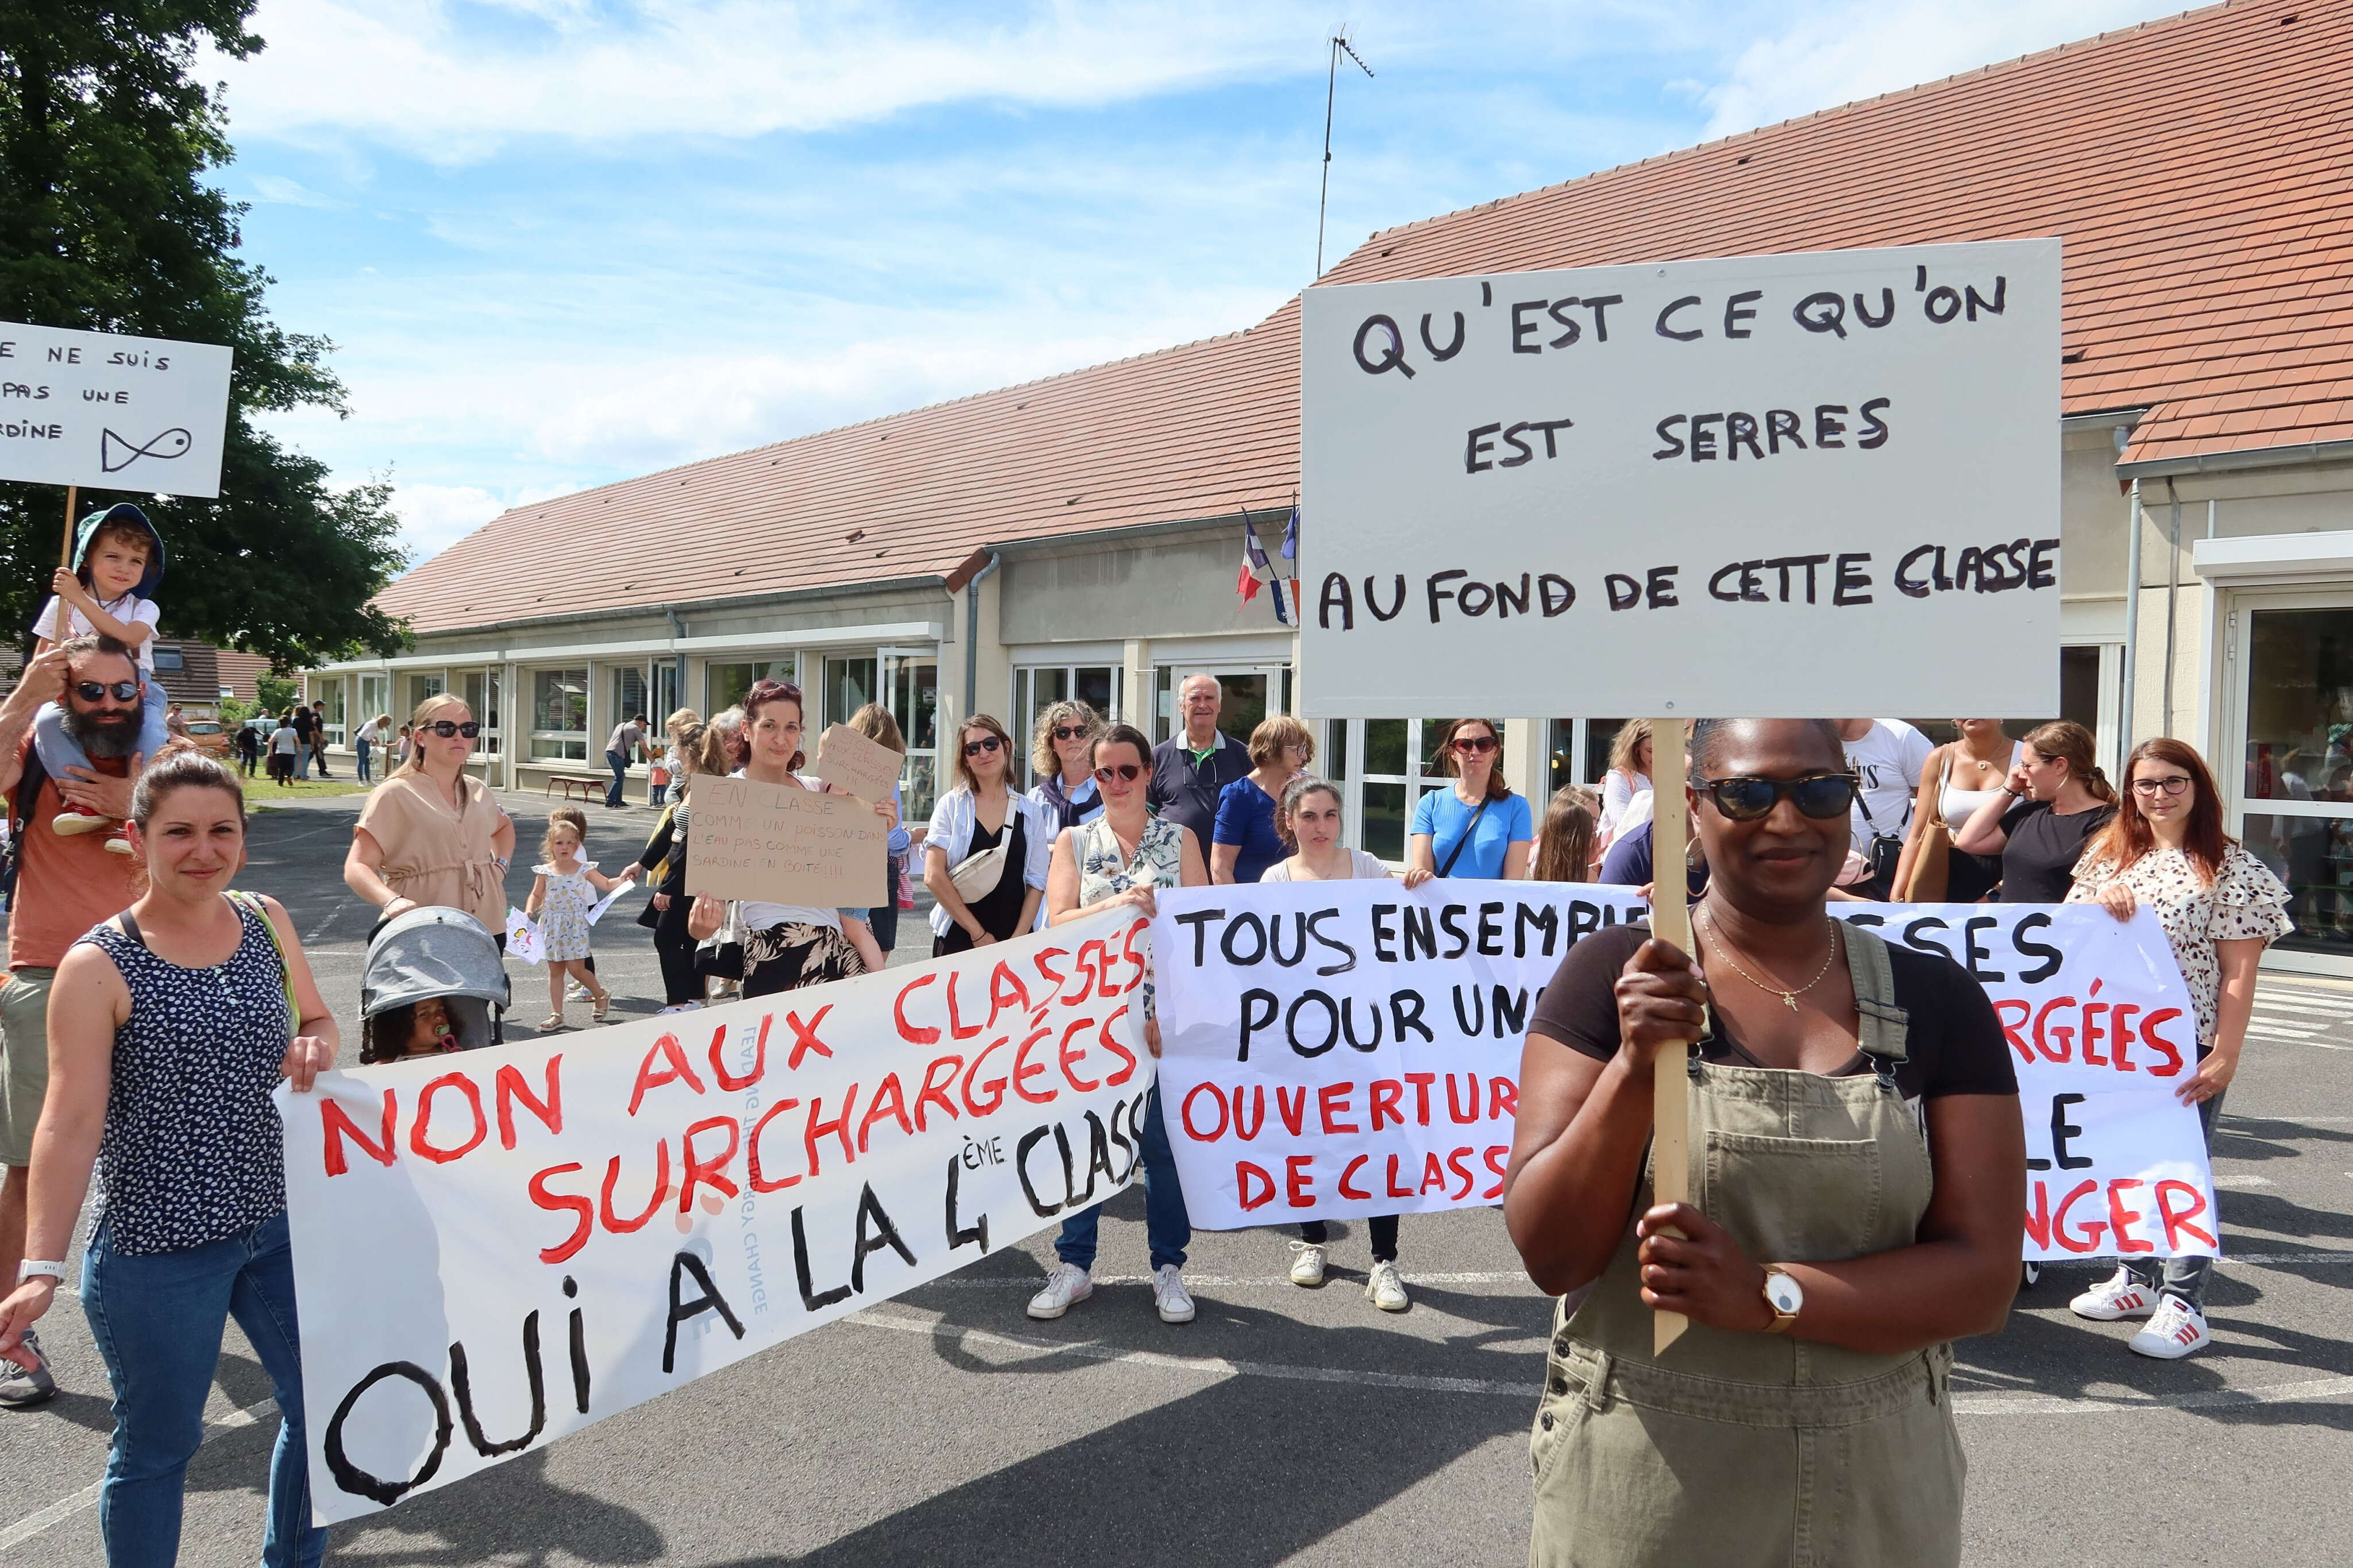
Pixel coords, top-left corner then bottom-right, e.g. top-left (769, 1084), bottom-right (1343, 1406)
top-left (2, 791), bottom-right (2348, 1564)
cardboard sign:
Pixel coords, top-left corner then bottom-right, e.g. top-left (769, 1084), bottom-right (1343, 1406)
top-left (279, 909), bottom-right (1152, 1523)
top-left (805, 724), bottom-right (905, 806)
top-left (685, 775), bottom-right (888, 906)
top-left (0, 319), bottom-right (235, 496)
top-left (1297, 240), bottom-right (2061, 718)
top-left (1152, 885), bottom-right (2216, 1261)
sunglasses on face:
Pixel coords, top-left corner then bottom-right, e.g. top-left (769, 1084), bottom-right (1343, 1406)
top-left (423, 720), bottom-right (481, 739)
top-left (75, 681), bottom-right (141, 704)
top-left (1093, 763), bottom-right (1144, 784)
top-left (1452, 735), bottom-right (1498, 755)
top-left (1052, 725), bottom-right (1090, 741)
top-left (1696, 772), bottom-right (1861, 821)
top-left (2132, 774), bottom-right (2194, 797)
top-left (963, 735), bottom-right (1004, 757)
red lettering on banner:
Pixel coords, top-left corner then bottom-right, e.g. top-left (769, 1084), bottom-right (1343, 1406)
top-left (2052, 1179), bottom-right (2107, 1253)
top-left (962, 1039), bottom-right (1008, 1115)
top-left (2033, 996), bottom-right (2076, 1061)
top-left (1319, 1082), bottom-right (1359, 1134)
top-left (1447, 1146), bottom-right (1475, 1199)
top-left (1418, 1152), bottom-right (1448, 1195)
top-left (1482, 1145), bottom-right (1510, 1199)
top-left (1445, 1074), bottom-right (1480, 1125)
top-left (1013, 1025), bottom-right (1058, 1104)
top-left (680, 1116), bottom-right (742, 1210)
top-left (2082, 1002), bottom-right (2109, 1067)
top-left (628, 1034), bottom-right (707, 1115)
top-left (1233, 1084), bottom-right (1266, 1140)
top-left (1182, 1082), bottom-right (1230, 1141)
top-left (529, 1164), bottom-right (593, 1263)
top-left (411, 1073), bottom-right (487, 1164)
top-left (1098, 1007), bottom-right (1138, 1086)
top-left (2106, 1177), bottom-right (2154, 1253)
top-left (915, 1056), bottom-right (963, 1131)
top-left (1058, 1017), bottom-right (1099, 1093)
top-left (1487, 1077), bottom-right (1517, 1121)
top-left (1992, 999), bottom-right (2031, 1063)
top-left (1386, 1154), bottom-right (1414, 1199)
top-left (2109, 1004), bottom-right (2139, 1072)
top-left (1286, 1155), bottom-right (1316, 1208)
top-left (1064, 941), bottom-right (1105, 1003)
top-left (944, 971), bottom-right (983, 1040)
top-left (1339, 1155), bottom-right (1372, 1199)
top-left (2155, 1179), bottom-right (2215, 1250)
top-left (2140, 1009), bottom-right (2186, 1077)
top-left (894, 973), bottom-right (940, 1044)
top-left (784, 1005), bottom-right (834, 1069)
top-left (1032, 946), bottom-right (1067, 992)
top-left (1120, 919), bottom-right (1148, 994)
top-left (1370, 1079), bottom-right (1404, 1130)
top-left (709, 1015), bottom-right (768, 1092)
top-left (859, 1075), bottom-right (915, 1152)
top-left (1237, 1161), bottom-right (1275, 1210)
top-left (600, 1142), bottom-right (670, 1233)
top-left (1275, 1086), bottom-right (1307, 1136)
top-left (804, 1086), bottom-right (861, 1176)
top-left (1405, 1072), bottom-right (1436, 1125)
top-left (2023, 1180), bottom-right (2052, 1250)
top-left (747, 1099), bottom-right (801, 1190)
top-left (322, 1090), bottom-right (397, 1176)
top-left (496, 1057), bottom-right (563, 1149)
top-left (988, 962), bottom-right (1034, 1029)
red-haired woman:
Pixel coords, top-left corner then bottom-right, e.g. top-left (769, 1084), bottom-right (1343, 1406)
top-left (2064, 737), bottom-right (2290, 1360)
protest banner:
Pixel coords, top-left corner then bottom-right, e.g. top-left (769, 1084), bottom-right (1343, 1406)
top-left (279, 908), bottom-right (1152, 1524)
top-left (0, 319), bottom-right (235, 497)
top-left (805, 723), bottom-right (905, 806)
top-left (1297, 239), bottom-right (2061, 719)
top-left (1154, 885), bottom-right (2216, 1262)
top-left (685, 774), bottom-right (889, 907)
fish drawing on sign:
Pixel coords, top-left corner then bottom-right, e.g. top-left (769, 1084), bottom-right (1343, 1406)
top-left (101, 426), bottom-right (193, 473)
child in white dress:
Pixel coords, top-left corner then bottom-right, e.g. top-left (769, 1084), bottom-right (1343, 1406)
top-left (524, 806), bottom-right (637, 1030)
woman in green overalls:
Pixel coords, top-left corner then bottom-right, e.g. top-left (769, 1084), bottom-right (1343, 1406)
top-left (1508, 718), bottom-right (2026, 1567)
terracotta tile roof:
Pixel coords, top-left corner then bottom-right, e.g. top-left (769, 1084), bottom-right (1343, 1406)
top-left (384, 0), bottom-right (2349, 637)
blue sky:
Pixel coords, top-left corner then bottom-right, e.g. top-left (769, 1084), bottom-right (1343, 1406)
top-left (209, 0), bottom-right (2187, 568)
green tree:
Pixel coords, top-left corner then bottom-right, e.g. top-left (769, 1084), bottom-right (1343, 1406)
top-left (0, 2), bottom-right (407, 669)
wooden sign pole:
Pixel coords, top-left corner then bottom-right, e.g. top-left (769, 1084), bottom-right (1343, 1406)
top-left (59, 484), bottom-right (78, 569)
top-left (1646, 718), bottom-right (1695, 1354)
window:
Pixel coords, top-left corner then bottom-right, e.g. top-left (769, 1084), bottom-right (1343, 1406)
top-left (824, 656), bottom-right (877, 729)
top-left (463, 670), bottom-right (502, 755)
top-left (1334, 717), bottom-right (1460, 863)
top-left (358, 674), bottom-right (389, 733)
top-left (404, 672), bottom-right (445, 717)
top-left (885, 655), bottom-right (939, 820)
top-left (651, 661), bottom-right (681, 730)
top-left (1014, 664), bottom-right (1120, 786)
top-left (151, 646), bottom-right (185, 673)
top-left (530, 668), bottom-right (588, 760)
top-left (317, 679), bottom-right (346, 746)
top-left (1152, 666), bottom-right (1278, 747)
top-left (706, 659), bottom-right (794, 715)
top-left (611, 666), bottom-right (647, 735)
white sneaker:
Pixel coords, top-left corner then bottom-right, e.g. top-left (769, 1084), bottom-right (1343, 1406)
top-left (2069, 1265), bottom-right (2159, 1321)
top-left (1289, 1241), bottom-right (1326, 1287)
top-left (654, 1002), bottom-right (702, 1015)
top-left (1153, 1264), bottom-right (1195, 1324)
top-left (1025, 1264), bottom-right (1092, 1320)
top-left (1366, 1259), bottom-right (1411, 1312)
top-left (2130, 1296), bottom-right (2212, 1360)
top-left (567, 980), bottom-right (593, 1001)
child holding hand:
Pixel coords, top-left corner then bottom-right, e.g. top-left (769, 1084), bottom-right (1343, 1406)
top-left (29, 504), bottom-right (172, 853)
top-left (526, 806), bottom-right (637, 1030)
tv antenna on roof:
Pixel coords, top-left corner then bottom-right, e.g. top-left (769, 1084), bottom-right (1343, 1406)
top-left (1316, 29), bottom-right (1375, 279)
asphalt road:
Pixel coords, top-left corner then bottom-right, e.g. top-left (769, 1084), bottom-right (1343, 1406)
top-left (3, 790), bottom-right (2350, 1565)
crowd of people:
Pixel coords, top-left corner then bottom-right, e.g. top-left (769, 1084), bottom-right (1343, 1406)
top-left (0, 551), bottom-right (2304, 1565)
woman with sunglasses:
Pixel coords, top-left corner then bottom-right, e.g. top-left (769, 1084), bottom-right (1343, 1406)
top-left (1951, 720), bottom-right (2117, 903)
top-left (1028, 700), bottom-right (1105, 831)
top-left (1031, 723), bottom-right (1209, 1327)
top-left (925, 715), bottom-right (1055, 953)
top-left (1211, 714), bottom-right (1314, 886)
top-left (2063, 738), bottom-right (2290, 1360)
top-left (1509, 719), bottom-right (2023, 1566)
top-left (1406, 717), bottom-right (1533, 887)
top-left (344, 694), bottom-right (515, 940)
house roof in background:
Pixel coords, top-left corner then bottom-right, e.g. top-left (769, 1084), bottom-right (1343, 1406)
top-left (380, 0), bottom-right (2351, 638)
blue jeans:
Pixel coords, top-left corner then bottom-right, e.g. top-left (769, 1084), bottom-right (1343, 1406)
top-left (1055, 1084), bottom-right (1190, 1272)
top-left (294, 737), bottom-right (311, 779)
top-left (605, 749), bottom-right (630, 806)
top-left (31, 680), bottom-right (172, 783)
top-left (80, 1210), bottom-right (327, 1568)
top-left (355, 736), bottom-right (372, 782)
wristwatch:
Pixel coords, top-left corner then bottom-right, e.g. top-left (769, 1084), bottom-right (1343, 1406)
top-left (16, 1260), bottom-right (64, 1285)
top-left (1761, 1265), bottom-right (1803, 1333)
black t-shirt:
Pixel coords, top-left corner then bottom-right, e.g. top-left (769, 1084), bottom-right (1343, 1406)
top-left (1526, 922), bottom-right (2018, 1102)
top-left (1998, 800), bottom-right (2116, 903)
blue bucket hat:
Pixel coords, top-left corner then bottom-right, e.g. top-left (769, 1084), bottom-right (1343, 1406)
top-left (72, 503), bottom-right (166, 601)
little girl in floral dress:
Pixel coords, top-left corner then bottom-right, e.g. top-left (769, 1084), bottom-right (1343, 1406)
top-left (524, 806), bottom-right (637, 1029)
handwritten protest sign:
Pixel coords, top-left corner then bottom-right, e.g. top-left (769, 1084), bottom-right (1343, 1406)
top-left (1154, 885), bottom-right (2216, 1261)
top-left (503, 906), bottom-right (543, 965)
top-left (0, 319), bottom-right (235, 496)
top-left (805, 724), bottom-right (905, 806)
top-left (1297, 240), bottom-right (2061, 719)
top-left (685, 774), bottom-right (888, 907)
top-left (279, 909), bottom-right (1152, 1524)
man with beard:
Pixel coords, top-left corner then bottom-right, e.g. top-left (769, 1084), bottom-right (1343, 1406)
top-left (0, 636), bottom-right (148, 1408)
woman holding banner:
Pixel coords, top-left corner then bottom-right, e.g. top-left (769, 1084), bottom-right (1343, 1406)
top-left (0, 751), bottom-right (336, 1568)
top-left (1030, 723), bottom-right (1209, 1327)
top-left (2065, 737), bottom-right (2291, 1359)
top-left (343, 693), bottom-right (515, 940)
top-left (1406, 717), bottom-right (1533, 885)
top-left (1261, 776), bottom-right (1415, 1310)
top-left (924, 713), bottom-right (1053, 952)
top-left (1507, 718), bottom-right (2024, 1567)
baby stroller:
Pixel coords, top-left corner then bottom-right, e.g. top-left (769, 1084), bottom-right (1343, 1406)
top-left (360, 906), bottom-right (512, 1063)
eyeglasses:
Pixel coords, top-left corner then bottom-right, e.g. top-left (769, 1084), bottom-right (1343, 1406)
top-left (2131, 774), bottom-right (2194, 797)
top-left (423, 721), bottom-right (481, 739)
top-left (962, 735), bottom-right (1004, 757)
top-left (1696, 772), bottom-right (1861, 821)
top-left (74, 681), bottom-right (140, 704)
top-left (1052, 725), bottom-right (1090, 741)
top-left (1451, 735), bottom-right (1498, 755)
top-left (1093, 763), bottom-right (1144, 783)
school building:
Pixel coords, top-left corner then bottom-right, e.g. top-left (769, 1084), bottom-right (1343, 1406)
top-left (306, 0), bottom-right (2353, 975)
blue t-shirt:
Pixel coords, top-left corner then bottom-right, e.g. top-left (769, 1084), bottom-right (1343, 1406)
top-left (1411, 788), bottom-right (1533, 879)
top-left (1212, 777), bottom-right (1287, 885)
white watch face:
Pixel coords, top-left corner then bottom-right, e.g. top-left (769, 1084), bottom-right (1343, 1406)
top-left (1765, 1272), bottom-right (1804, 1315)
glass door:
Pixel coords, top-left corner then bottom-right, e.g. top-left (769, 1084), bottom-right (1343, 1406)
top-left (1151, 664), bottom-right (1289, 746)
top-left (2230, 595), bottom-right (2353, 967)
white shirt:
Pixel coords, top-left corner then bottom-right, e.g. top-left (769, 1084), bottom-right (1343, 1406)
top-left (270, 725), bottom-right (298, 754)
top-left (33, 593), bottom-right (161, 671)
top-left (1843, 719), bottom-right (1934, 855)
top-left (924, 786), bottom-right (1058, 938)
top-left (1599, 769), bottom-right (1651, 844)
top-left (1260, 849), bottom-right (1390, 881)
top-left (356, 719), bottom-right (383, 744)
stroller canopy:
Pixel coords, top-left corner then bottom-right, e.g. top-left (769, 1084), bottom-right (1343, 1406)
top-left (361, 906), bottom-right (511, 1025)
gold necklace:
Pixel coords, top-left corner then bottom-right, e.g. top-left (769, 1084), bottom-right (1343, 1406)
top-left (1699, 906), bottom-right (1843, 1012)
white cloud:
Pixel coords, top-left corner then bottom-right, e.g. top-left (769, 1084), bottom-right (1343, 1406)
top-left (246, 172), bottom-right (346, 207)
top-left (385, 480), bottom-right (507, 563)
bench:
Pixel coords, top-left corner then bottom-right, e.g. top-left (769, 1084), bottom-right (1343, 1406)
top-left (545, 773), bottom-right (611, 804)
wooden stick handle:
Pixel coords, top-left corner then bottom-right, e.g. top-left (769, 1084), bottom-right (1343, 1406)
top-left (59, 484), bottom-right (77, 571)
top-left (1648, 718), bottom-right (1693, 1355)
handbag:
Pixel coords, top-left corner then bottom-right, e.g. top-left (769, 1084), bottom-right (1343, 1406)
top-left (694, 898), bottom-right (746, 981)
top-left (1895, 755), bottom-right (1953, 902)
top-left (949, 841), bottom-right (1009, 902)
top-left (1851, 792), bottom-right (1905, 900)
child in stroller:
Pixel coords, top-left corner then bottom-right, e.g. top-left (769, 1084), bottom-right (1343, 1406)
top-left (359, 905), bottom-right (512, 1063)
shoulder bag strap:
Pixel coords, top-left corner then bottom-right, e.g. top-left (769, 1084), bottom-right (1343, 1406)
top-left (228, 890), bottom-right (298, 1037)
top-left (1435, 796), bottom-right (1491, 879)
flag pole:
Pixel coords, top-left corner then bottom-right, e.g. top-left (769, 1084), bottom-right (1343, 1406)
top-left (1647, 718), bottom-right (1696, 1354)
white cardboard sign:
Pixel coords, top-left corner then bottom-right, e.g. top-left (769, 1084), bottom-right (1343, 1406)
top-left (1297, 240), bottom-right (2061, 718)
top-left (0, 320), bottom-right (234, 496)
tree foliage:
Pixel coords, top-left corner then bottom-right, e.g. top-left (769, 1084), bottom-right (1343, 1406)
top-left (0, 2), bottom-right (407, 669)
